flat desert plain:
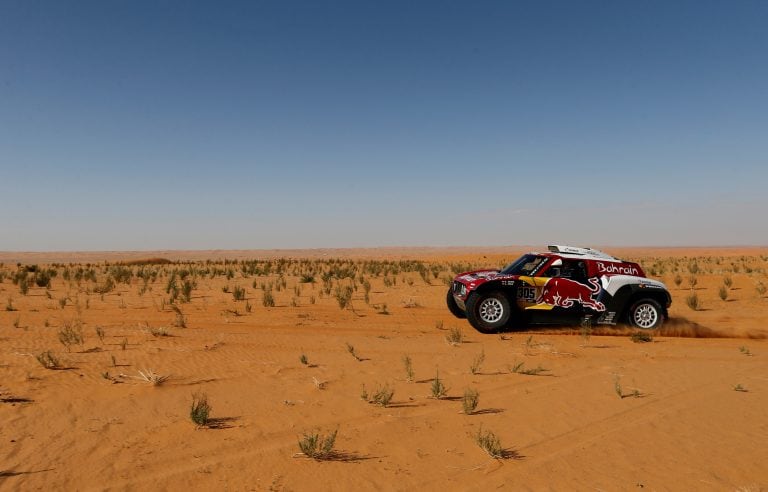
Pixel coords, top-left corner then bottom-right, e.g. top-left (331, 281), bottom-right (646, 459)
top-left (1, 247), bottom-right (767, 491)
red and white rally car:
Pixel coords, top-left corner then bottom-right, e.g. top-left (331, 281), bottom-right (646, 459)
top-left (447, 245), bottom-right (671, 333)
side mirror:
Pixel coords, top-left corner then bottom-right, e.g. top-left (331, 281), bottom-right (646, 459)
top-left (550, 259), bottom-right (563, 267)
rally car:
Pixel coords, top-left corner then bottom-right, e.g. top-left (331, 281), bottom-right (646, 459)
top-left (447, 245), bottom-right (671, 333)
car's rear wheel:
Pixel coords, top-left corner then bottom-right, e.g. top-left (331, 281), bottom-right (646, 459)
top-left (446, 288), bottom-right (466, 319)
top-left (465, 291), bottom-right (511, 333)
top-left (628, 298), bottom-right (664, 330)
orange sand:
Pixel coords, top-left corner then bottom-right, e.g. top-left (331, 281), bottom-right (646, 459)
top-left (1, 247), bottom-right (766, 490)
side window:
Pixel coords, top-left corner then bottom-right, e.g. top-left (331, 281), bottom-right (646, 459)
top-left (545, 260), bottom-right (589, 280)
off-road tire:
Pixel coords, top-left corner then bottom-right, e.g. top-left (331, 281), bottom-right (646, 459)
top-left (465, 290), bottom-right (511, 333)
top-left (446, 288), bottom-right (466, 319)
top-left (627, 298), bottom-right (664, 330)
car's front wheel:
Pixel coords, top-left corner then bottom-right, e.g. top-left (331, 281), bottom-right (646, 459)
top-left (627, 298), bottom-right (664, 330)
top-left (465, 291), bottom-right (511, 333)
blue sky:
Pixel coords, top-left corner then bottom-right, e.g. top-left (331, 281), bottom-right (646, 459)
top-left (1, 1), bottom-right (767, 250)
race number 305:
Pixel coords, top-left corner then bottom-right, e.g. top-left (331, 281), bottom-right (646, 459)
top-left (517, 286), bottom-right (536, 302)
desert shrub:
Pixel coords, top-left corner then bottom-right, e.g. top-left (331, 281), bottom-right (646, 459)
top-left (95, 326), bottom-right (106, 343)
top-left (136, 369), bottom-right (170, 386)
top-left (190, 392), bottom-right (211, 426)
top-left (298, 429), bottom-right (337, 460)
top-left (34, 270), bottom-right (52, 288)
top-left (718, 285), bottom-right (728, 301)
top-left (58, 320), bottom-right (84, 352)
top-left (180, 279), bottom-right (194, 302)
top-left (334, 285), bottom-right (353, 309)
top-left (346, 342), bottom-right (362, 361)
top-left (685, 291), bottom-right (700, 311)
top-left (673, 274), bottom-right (683, 288)
top-left (470, 349), bottom-right (485, 375)
top-left (475, 426), bottom-right (504, 458)
top-left (299, 274), bottom-right (315, 284)
top-left (172, 305), bottom-right (186, 328)
top-left (756, 281), bottom-right (766, 297)
top-left (18, 278), bottom-right (29, 295)
top-left (687, 275), bottom-right (698, 289)
top-left (150, 326), bottom-right (171, 337)
top-left (232, 285), bottom-right (246, 301)
top-left (108, 266), bottom-right (133, 284)
top-left (445, 326), bottom-right (463, 346)
top-left (613, 374), bottom-right (623, 398)
top-left (36, 350), bottom-right (60, 369)
top-left (368, 383), bottom-right (394, 407)
top-left (402, 354), bottom-right (414, 382)
top-left (462, 388), bottom-right (479, 415)
top-left (93, 277), bottom-right (115, 294)
top-left (630, 332), bottom-right (653, 343)
top-left (723, 275), bottom-right (733, 289)
top-left (262, 289), bottom-right (275, 307)
top-left (430, 369), bottom-right (448, 399)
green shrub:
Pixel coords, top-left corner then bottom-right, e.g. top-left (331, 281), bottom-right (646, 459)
top-left (298, 429), bottom-right (337, 460)
top-left (462, 388), bottom-right (479, 415)
top-left (190, 392), bottom-right (211, 427)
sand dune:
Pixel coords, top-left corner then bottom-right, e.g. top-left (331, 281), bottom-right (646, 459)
top-left (1, 247), bottom-right (766, 490)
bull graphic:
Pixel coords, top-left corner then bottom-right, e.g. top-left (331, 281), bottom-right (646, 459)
top-left (536, 277), bottom-right (606, 312)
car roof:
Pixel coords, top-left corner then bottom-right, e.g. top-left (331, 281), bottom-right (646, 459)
top-left (532, 245), bottom-right (625, 263)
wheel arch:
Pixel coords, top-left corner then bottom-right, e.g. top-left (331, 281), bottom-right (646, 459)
top-left (616, 286), bottom-right (670, 322)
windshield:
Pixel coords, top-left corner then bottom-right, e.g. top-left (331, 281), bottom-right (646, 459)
top-left (500, 254), bottom-right (549, 276)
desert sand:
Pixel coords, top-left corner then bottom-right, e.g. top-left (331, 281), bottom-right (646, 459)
top-left (1, 247), bottom-right (766, 491)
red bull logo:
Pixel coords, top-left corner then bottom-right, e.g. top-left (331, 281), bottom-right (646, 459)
top-left (536, 277), bottom-right (605, 312)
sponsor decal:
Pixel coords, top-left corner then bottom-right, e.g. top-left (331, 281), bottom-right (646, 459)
top-left (596, 262), bottom-right (639, 276)
top-left (536, 277), bottom-right (606, 312)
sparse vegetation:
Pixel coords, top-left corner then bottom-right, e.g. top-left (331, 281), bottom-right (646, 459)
top-left (756, 281), bottom-right (766, 297)
top-left (718, 285), bottom-right (729, 301)
top-left (445, 326), bottom-right (463, 346)
top-left (430, 369), bottom-right (448, 399)
top-left (262, 289), bottom-right (275, 307)
top-left (673, 273), bottom-right (683, 287)
top-left (364, 383), bottom-right (394, 407)
top-left (135, 369), bottom-right (170, 386)
top-left (462, 388), bottom-right (479, 415)
top-left (150, 326), bottom-right (171, 337)
top-left (36, 350), bottom-right (60, 369)
top-left (474, 426), bottom-right (504, 459)
top-left (58, 320), bottom-right (84, 352)
top-left (190, 392), bottom-right (212, 427)
top-left (402, 354), bottom-right (414, 382)
top-left (685, 290), bottom-right (700, 311)
top-left (346, 342), bottom-right (362, 361)
top-left (630, 332), bottom-right (653, 343)
top-left (172, 305), bottom-right (186, 328)
top-left (334, 285), bottom-right (354, 310)
top-left (232, 285), bottom-right (246, 301)
top-left (470, 348), bottom-right (485, 375)
top-left (297, 429), bottom-right (338, 460)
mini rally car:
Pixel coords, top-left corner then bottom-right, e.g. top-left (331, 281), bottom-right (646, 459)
top-left (447, 245), bottom-right (671, 333)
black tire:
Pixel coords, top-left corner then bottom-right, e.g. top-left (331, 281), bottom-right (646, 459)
top-left (446, 288), bottom-right (466, 319)
top-left (465, 291), bottom-right (511, 334)
top-left (627, 298), bottom-right (664, 330)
